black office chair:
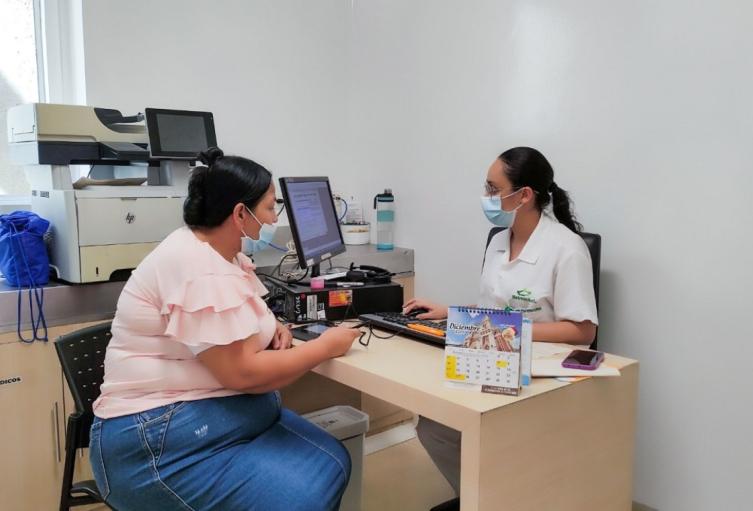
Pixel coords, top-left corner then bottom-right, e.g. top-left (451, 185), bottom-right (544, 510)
top-left (54, 322), bottom-right (114, 511)
top-left (485, 227), bottom-right (601, 348)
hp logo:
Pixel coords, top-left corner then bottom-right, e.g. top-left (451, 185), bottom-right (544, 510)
top-left (125, 213), bottom-right (135, 224)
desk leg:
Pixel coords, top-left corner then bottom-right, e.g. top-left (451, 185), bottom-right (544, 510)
top-left (459, 419), bottom-right (483, 511)
top-left (460, 364), bottom-right (638, 511)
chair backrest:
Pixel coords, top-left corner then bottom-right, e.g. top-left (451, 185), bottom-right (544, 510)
top-left (485, 227), bottom-right (601, 309)
top-left (579, 232), bottom-right (601, 310)
top-left (54, 322), bottom-right (112, 448)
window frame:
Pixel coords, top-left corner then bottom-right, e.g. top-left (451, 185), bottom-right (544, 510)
top-left (2, 0), bottom-right (85, 208)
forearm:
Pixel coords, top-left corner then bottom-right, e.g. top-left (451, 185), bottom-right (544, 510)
top-left (532, 320), bottom-right (596, 345)
top-left (246, 371), bottom-right (305, 394)
top-left (200, 336), bottom-right (331, 393)
top-left (243, 351), bottom-right (316, 393)
top-left (241, 340), bottom-right (332, 393)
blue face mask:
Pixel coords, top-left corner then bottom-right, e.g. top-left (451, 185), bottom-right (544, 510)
top-left (241, 206), bottom-right (277, 254)
top-left (480, 189), bottom-right (523, 228)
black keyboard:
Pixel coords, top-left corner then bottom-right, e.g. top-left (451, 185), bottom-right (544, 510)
top-left (359, 312), bottom-right (447, 346)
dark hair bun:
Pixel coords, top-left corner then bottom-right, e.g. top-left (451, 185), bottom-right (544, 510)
top-left (183, 166), bottom-right (209, 227)
top-left (197, 146), bottom-right (224, 167)
top-left (183, 148), bottom-right (273, 229)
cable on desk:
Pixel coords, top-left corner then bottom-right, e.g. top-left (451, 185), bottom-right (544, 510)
top-left (359, 323), bottom-right (398, 347)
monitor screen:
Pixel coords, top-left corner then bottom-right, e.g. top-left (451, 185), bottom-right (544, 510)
top-left (145, 108), bottom-right (217, 159)
top-left (279, 176), bottom-right (346, 271)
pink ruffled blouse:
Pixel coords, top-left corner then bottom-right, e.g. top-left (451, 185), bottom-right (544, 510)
top-left (93, 227), bottom-right (276, 419)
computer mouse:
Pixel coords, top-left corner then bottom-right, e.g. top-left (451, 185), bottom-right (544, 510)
top-left (406, 307), bottom-right (430, 318)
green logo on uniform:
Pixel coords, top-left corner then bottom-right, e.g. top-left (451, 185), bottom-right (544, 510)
top-left (510, 288), bottom-right (538, 307)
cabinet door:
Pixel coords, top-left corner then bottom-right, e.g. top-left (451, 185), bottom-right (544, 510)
top-left (0, 340), bottom-right (65, 511)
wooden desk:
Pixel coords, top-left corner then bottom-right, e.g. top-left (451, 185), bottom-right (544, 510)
top-left (307, 333), bottom-right (638, 511)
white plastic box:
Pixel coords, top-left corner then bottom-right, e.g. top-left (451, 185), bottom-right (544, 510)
top-left (303, 406), bottom-right (370, 511)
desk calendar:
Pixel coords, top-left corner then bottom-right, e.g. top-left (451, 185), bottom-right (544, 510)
top-left (444, 306), bottom-right (531, 395)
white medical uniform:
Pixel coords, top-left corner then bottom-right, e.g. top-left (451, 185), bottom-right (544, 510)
top-left (418, 214), bottom-right (598, 497)
top-left (478, 213), bottom-right (598, 325)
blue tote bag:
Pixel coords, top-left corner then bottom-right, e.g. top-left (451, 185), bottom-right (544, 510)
top-left (0, 211), bottom-right (50, 342)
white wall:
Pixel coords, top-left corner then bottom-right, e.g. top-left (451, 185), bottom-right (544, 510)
top-left (82, 1), bottom-right (753, 509)
top-left (350, 1), bottom-right (753, 510)
top-left (83, 0), bottom-right (353, 197)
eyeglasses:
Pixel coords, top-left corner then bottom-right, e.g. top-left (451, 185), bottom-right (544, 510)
top-left (484, 182), bottom-right (517, 197)
top-left (483, 184), bottom-right (537, 197)
top-left (484, 182), bottom-right (500, 196)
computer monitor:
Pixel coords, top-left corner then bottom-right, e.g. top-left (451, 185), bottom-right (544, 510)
top-left (279, 176), bottom-right (346, 277)
top-left (145, 108), bottom-right (217, 159)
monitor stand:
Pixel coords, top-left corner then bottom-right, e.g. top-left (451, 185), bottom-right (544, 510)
top-left (294, 263), bottom-right (323, 286)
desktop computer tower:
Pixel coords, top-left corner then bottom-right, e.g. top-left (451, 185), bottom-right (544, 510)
top-left (261, 277), bottom-right (403, 322)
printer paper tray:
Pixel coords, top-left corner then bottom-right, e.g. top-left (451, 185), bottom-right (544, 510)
top-left (77, 196), bottom-right (184, 246)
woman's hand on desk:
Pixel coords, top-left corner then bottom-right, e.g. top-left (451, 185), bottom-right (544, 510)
top-left (402, 299), bottom-right (448, 320)
top-left (270, 321), bottom-right (293, 350)
top-left (317, 327), bottom-right (363, 357)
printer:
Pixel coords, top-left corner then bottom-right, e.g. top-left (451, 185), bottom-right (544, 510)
top-left (7, 104), bottom-right (216, 283)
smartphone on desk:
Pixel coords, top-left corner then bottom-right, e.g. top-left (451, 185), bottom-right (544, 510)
top-left (561, 349), bottom-right (604, 370)
top-left (291, 320), bottom-right (368, 342)
top-left (291, 321), bottom-right (333, 341)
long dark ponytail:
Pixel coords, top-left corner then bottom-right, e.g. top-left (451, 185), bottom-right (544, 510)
top-left (499, 147), bottom-right (582, 233)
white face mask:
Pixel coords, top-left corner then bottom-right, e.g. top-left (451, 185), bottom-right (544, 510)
top-left (241, 206), bottom-right (277, 253)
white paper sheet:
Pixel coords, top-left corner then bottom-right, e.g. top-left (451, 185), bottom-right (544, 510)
top-left (531, 342), bottom-right (620, 377)
top-left (532, 358), bottom-right (620, 377)
top-left (532, 342), bottom-right (575, 358)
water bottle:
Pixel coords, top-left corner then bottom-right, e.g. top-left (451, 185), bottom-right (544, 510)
top-left (374, 189), bottom-right (395, 250)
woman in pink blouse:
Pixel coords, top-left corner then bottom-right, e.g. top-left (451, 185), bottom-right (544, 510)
top-left (90, 147), bottom-right (362, 511)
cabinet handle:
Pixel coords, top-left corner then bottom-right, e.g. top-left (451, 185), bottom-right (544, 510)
top-left (53, 401), bottom-right (61, 463)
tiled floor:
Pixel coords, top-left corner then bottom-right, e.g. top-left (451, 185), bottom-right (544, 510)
top-left (363, 437), bottom-right (455, 511)
top-left (365, 436), bottom-right (652, 511)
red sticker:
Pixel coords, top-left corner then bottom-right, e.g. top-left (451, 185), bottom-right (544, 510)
top-left (328, 290), bottom-right (353, 307)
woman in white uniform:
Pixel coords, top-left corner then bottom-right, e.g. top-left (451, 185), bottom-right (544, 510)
top-left (403, 147), bottom-right (598, 511)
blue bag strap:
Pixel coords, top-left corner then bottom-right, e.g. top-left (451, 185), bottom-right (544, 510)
top-left (9, 222), bottom-right (48, 343)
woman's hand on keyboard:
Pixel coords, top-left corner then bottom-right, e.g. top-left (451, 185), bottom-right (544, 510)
top-left (402, 299), bottom-right (449, 320)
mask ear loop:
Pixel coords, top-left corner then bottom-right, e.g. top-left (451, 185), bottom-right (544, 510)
top-left (244, 205), bottom-right (263, 228)
top-left (240, 205), bottom-right (263, 242)
top-left (498, 188), bottom-right (526, 213)
top-left (510, 186), bottom-right (540, 210)
top-left (242, 205), bottom-right (287, 253)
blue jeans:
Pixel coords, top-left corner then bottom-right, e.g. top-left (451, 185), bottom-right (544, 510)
top-left (90, 393), bottom-right (351, 511)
